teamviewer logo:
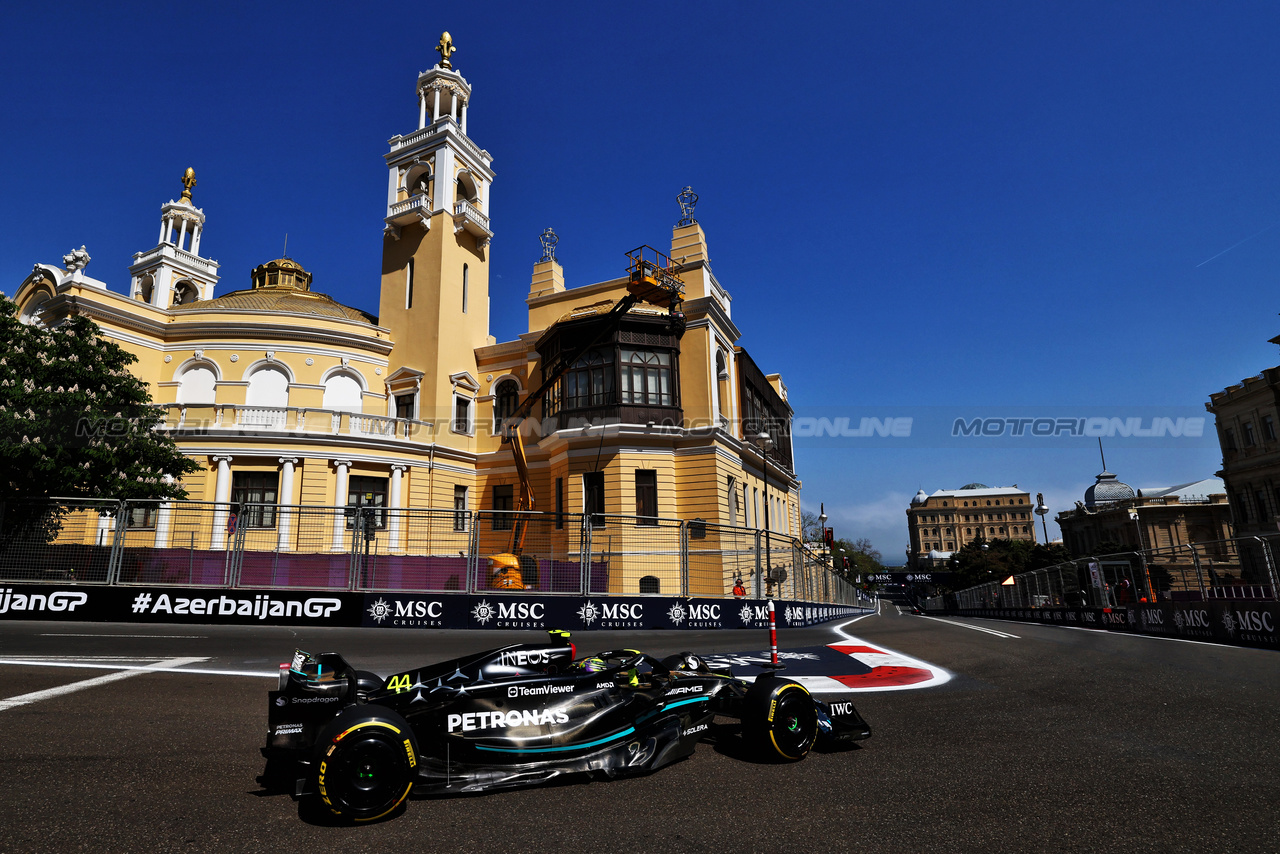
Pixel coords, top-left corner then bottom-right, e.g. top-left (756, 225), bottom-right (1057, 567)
top-left (132, 593), bottom-right (152, 613)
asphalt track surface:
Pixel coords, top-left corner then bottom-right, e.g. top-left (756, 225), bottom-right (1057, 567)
top-left (0, 604), bottom-right (1277, 853)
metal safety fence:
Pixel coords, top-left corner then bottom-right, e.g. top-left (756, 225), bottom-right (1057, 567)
top-left (0, 498), bottom-right (871, 606)
top-left (928, 533), bottom-right (1278, 611)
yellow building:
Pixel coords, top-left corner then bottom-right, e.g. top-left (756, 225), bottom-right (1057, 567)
top-left (11, 41), bottom-right (799, 597)
top-left (906, 483), bottom-right (1038, 569)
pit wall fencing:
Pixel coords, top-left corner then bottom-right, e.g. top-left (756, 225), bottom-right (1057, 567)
top-left (932, 602), bottom-right (1280, 651)
top-left (0, 582), bottom-right (871, 632)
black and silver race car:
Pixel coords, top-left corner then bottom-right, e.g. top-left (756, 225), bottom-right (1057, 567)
top-left (260, 630), bottom-right (871, 822)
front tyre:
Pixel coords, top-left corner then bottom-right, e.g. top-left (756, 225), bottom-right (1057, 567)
top-left (313, 706), bottom-right (417, 822)
top-left (741, 677), bottom-right (818, 761)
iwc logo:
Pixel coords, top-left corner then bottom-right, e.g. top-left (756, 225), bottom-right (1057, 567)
top-left (667, 602), bottom-right (686, 625)
top-left (577, 600), bottom-right (600, 626)
top-left (368, 597), bottom-right (392, 624)
top-left (472, 600), bottom-right (496, 625)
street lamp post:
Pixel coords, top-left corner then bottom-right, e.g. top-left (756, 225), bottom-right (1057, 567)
top-left (819, 504), bottom-right (829, 604)
top-left (755, 431), bottom-right (775, 597)
top-left (1034, 492), bottom-right (1050, 545)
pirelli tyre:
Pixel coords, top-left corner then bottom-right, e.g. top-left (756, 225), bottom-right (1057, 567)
top-left (313, 705), bottom-right (418, 822)
top-left (741, 677), bottom-right (818, 761)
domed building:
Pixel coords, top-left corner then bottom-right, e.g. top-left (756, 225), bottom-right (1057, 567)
top-left (9, 40), bottom-right (801, 599)
top-left (906, 483), bottom-right (1037, 570)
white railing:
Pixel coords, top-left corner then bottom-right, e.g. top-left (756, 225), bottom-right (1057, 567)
top-left (350, 414), bottom-right (397, 437)
top-left (454, 200), bottom-right (490, 231)
top-left (389, 195), bottom-right (430, 217)
top-left (237, 407), bottom-right (287, 429)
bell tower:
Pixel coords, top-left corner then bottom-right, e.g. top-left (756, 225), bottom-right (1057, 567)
top-left (380, 33), bottom-right (495, 437)
top-left (128, 168), bottom-right (220, 307)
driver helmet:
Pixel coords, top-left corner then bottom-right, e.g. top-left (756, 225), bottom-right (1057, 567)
top-left (575, 657), bottom-right (607, 672)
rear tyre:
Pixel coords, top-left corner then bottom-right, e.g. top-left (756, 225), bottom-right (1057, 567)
top-left (741, 677), bottom-right (818, 761)
top-left (313, 705), bottom-right (417, 822)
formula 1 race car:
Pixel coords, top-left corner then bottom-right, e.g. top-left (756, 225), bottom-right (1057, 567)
top-left (260, 630), bottom-right (871, 822)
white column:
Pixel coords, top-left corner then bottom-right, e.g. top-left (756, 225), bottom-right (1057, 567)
top-left (450, 93), bottom-right (457, 123)
top-left (460, 102), bottom-right (467, 134)
top-left (332, 459), bottom-right (352, 551)
top-left (388, 464), bottom-right (406, 552)
top-left (418, 90), bottom-right (427, 128)
top-left (388, 167), bottom-right (399, 208)
top-left (277, 457), bottom-right (298, 551)
top-left (190, 224), bottom-right (202, 255)
top-left (433, 88), bottom-right (441, 124)
top-left (158, 218), bottom-right (168, 244)
top-left (210, 455), bottom-right (233, 549)
top-left (178, 218), bottom-right (189, 252)
top-left (155, 476), bottom-right (175, 548)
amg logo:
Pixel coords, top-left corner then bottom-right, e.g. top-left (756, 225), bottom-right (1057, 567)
top-left (667, 684), bottom-right (704, 696)
top-left (499, 603), bottom-right (544, 620)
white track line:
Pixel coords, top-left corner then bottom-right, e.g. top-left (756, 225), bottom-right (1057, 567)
top-left (0, 656), bottom-right (207, 711)
top-left (915, 615), bottom-right (1020, 639)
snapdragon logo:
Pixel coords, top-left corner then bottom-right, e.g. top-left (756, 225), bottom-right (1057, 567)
top-left (952, 416), bottom-right (1204, 439)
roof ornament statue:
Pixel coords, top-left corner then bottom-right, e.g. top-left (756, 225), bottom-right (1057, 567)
top-left (62, 245), bottom-right (90, 273)
top-left (539, 227), bottom-right (558, 262)
top-left (677, 186), bottom-right (698, 226)
top-left (436, 32), bottom-right (456, 69)
top-left (180, 167), bottom-right (196, 204)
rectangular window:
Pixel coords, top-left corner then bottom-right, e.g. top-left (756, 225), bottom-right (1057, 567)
top-left (453, 485), bottom-right (468, 532)
top-left (564, 349), bottom-right (614, 410)
top-left (492, 484), bottom-right (513, 530)
top-left (1266, 416), bottom-right (1277, 442)
top-left (1255, 490), bottom-right (1269, 522)
top-left (462, 264), bottom-right (469, 314)
top-left (406, 258), bottom-right (414, 309)
top-left (619, 348), bottom-right (674, 406)
top-left (1225, 428), bottom-right (1237, 451)
top-left (583, 471), bottom-right (605, 527)
top-left (635, 470), bottom-right (657, 524)
top-left (1244, 422), bottom-right (1257, 447)
top-left (395, 393), bottom-right (416, 421)
top-left (346, 476), bottom-right (388, 529)
top-left (127, 504), bottom-right (157, 529)
top-left (727, 476), bottom-right (738, 527)
top-left (453, 395), bottom-right (472, 434)
top-left (554, 477), bottom-right (564, 529)
top-left (232, 471), bottom-right (279, 529)
top-left (1237, 493), bottom-right (1250, 522)
top-left (753, 488), bottom-right (760, 531)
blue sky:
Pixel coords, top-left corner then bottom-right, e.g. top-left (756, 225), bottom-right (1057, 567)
top-left (4, 2), bottom-right (1278, 562)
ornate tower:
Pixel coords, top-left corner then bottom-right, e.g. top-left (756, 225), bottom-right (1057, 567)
top-left (128, 168), bottom-right (220, 307)
top-left (379, 33), bottom-right (495, 437)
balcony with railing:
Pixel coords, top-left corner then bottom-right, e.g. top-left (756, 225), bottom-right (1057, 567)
top-left (385, 194), bottom-right (433, 238)
top-left (453, 199), bottom-right (492, 244)
top-left (161, 403), bottom-right (434, 444)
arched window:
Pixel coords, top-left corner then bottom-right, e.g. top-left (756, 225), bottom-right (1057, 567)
top-left (137, 276), bottom-right (154, 304)
top-left (246, 366), bottom-right (290, 409)
top-left (176, 363), bottom-right (217, 404)
top-left (323, 371), bottom-right (364, 413)
top-left (620, 349), bottom-right (673, 406)
top-left (639, 575), bottom-right (660, 594)
top-left (493, 378), bottom-right (519, 432)
top-left (172, 281), bottom-right (198, 306)
top-left (715, 349), bottom-right (730, 419)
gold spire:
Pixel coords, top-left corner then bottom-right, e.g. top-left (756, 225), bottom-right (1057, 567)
top-left (180, 167), bottom-right (196, 204)
top-left (436, 32), bottom-right (456, 69)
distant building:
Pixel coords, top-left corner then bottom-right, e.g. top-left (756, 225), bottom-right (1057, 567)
top-left (906, 483), bottom-right (1037, 569)
top-left (1206, 350), bottom-right (1280, 583)
top-left (1055, 470), bottom-right (1237, 588)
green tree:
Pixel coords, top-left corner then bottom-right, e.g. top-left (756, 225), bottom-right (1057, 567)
top-left (831, 536), bottom-right (885, 580)
top-left (0, 296), bottom-right (198, 502)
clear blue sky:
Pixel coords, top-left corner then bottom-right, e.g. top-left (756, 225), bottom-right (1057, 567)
top-left (4, 2), bottom-right (1278, 562)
